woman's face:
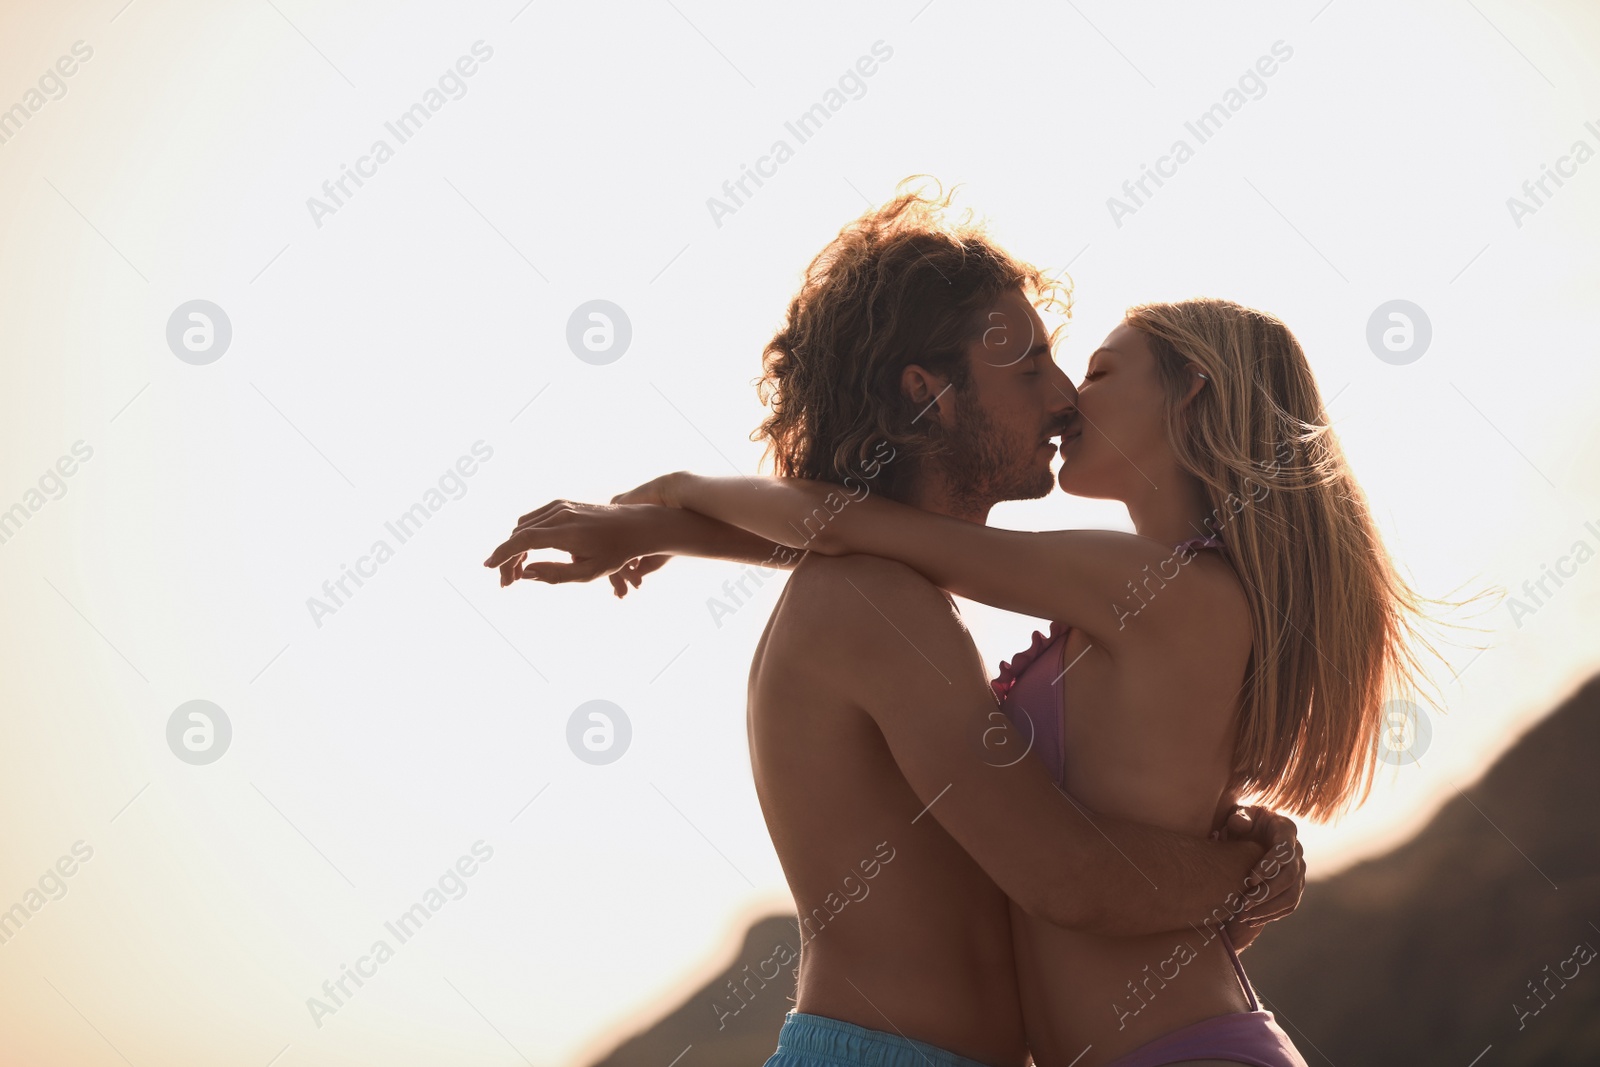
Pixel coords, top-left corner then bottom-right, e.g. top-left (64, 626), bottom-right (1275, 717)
top-left (1057, 321), bottom-right (1178, 500)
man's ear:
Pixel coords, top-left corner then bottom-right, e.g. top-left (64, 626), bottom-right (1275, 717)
top-left (901, 363), bottom-right (954, 427)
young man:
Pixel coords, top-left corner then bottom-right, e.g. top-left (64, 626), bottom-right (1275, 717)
top-left (486, 186), bottom-right (1303, 1067)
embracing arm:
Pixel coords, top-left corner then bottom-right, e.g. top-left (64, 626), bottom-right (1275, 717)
top-left (640, 471), bottom-right (1178, 630)
top-left (483, 496), bottom-right (1306, 930)
top-left (484, 499), bottom-right (802, 591)
top-left (801, 554), bottom-right (1273, 938)
top-left (642, 505), bottom-right (801, 568)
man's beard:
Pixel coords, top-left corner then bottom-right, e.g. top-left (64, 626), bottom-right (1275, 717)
top-left (937, 398), bottom-right (1055, 514)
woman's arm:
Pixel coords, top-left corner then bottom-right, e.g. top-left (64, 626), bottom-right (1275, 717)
top-left (647, 505), bottom-right (801, 568)
top-left (483, 499), bottom-right (801, 589)
top-left (643, 471), bottom-right (1193, 637)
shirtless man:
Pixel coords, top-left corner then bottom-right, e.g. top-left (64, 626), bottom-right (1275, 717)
top-left (485, 188), bottom-right (1304, 1067)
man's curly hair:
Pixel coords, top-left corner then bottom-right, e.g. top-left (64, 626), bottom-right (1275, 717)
top-left (754, 177), bottom-right (1073, 502)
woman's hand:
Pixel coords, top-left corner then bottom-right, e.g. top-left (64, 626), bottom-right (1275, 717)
top-left (592, 476), bottom-right (688, 596)
top-left (608, 554), bottom-right (671, 598)
top-left (609, 472), bottom-right (688, 509)
top-left (483, 500), bottom-right (669, 590)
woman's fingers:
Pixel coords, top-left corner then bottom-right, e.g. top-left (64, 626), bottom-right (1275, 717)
top-left (491, 503), bottom-right (635, 568)
top-left (487, 500), bottom-right (656, 588)
top-left (523, 559), bottom-right (606, 584)
top-left (484, 526), bottom-right (560, 569)
top-left (622, 555), bottom-right (670, 590)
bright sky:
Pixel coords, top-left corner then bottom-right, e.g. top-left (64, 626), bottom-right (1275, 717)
top-left (1, 2), bottom-right (1598, 1065)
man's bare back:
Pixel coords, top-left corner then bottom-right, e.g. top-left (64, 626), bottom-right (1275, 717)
top-left (749, 553), bottom-right (1030, 1066)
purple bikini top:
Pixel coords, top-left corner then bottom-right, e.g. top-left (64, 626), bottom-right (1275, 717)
top-left (991, 535), bottom-right (1226, 785)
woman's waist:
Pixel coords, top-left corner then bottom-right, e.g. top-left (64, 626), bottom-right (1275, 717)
top-left (1009, 911), bottom-right (1255, 1064)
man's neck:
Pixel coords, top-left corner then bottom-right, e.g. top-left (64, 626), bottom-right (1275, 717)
top-left (900, 475), bottom-right (994, 525)
top-left (893, 473), bottom-right (994, 606)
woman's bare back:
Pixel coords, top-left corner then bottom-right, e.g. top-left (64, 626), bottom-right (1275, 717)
top-left (1006, 547), bottom-right (1258, 1067)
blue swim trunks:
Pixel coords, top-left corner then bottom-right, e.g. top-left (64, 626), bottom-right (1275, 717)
top-left (762, 1010), bottom-right (1002, 1067)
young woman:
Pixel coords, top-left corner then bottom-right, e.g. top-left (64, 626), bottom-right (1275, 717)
top-left (491, 298), bottom-right (1448, 1066)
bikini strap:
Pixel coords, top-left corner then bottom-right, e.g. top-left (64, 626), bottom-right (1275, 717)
top-left (1216, 926), bottom-right (1261, 1011)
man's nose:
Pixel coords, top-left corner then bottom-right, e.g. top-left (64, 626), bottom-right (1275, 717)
top-left (1049, 366), bottom-right (1079, 410)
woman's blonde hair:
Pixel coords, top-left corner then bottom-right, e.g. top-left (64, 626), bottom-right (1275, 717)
top-left (1124, 297), bottom-right (1480, 819)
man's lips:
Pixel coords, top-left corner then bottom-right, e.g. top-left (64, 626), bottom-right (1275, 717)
top-left (1041, 428), bottom-right (1078, 455)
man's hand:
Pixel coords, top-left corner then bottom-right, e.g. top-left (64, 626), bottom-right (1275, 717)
top-left (1213, 804), bottom-right (1306, 950)
top-left (483, 500), bottom-right (667, 590)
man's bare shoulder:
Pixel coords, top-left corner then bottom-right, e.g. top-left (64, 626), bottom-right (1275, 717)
top-left (753, 556), bottom-right (921, 708)
top-left (757, 553), bottom-right (988, 725)
top-left (782, 553), bottom-right (953, 624)
top-left (758, 554), bottom-right (956, 673)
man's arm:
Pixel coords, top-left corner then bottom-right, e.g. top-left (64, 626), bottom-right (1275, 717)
top-left (803, 553), bottom-right (1264, 938)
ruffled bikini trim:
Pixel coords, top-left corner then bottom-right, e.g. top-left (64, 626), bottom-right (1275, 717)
top-left (991, 621), bottom-right (1068, 701)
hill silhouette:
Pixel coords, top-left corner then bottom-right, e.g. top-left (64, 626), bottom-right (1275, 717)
top-left (589, 674), bottom-right (1600, 1067)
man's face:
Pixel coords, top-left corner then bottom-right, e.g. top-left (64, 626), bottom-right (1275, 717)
top-left (937, 289), bottom-right (1079, 510)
